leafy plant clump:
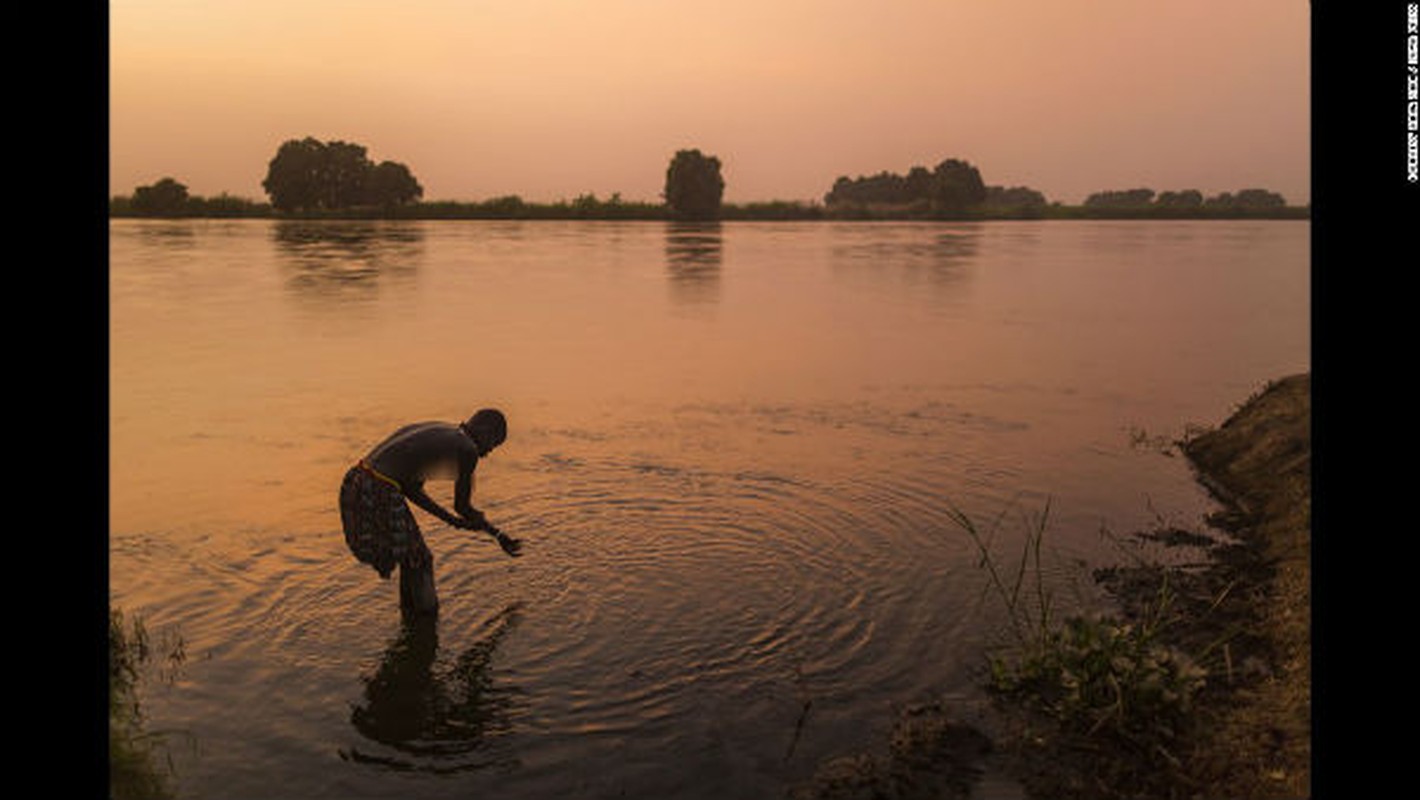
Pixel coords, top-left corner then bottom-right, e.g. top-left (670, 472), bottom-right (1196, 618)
top-left (950, 500), bottom-right (1220, 794)
top-left (987, 612), bottom-right (1207, 744)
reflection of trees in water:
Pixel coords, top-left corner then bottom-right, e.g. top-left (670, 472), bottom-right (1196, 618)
top-left (132, 221), bottom-right (199, 248)
top-left (665, 222), bottom-right (723, 306)
top-left (829, 224), bottom-right (982, 298)
top-left (273, 221), bottom-right (424, 304)
top-left (831, 225), bottom-right (982, 287)
top-left (342, 604), bottom-right (524, 772)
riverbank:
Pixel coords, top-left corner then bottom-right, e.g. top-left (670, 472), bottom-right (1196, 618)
top-left (1173, 372), bottom-right (1310, 796)
top-left (792, 374), bottom-right (1311, 799)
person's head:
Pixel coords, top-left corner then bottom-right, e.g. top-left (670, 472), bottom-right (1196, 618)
top-left (461, 408), bottom-right (507, 455)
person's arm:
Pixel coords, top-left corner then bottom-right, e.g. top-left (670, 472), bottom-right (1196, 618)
top-left (404, 480), bottom-right (467, 529)
top-left (451, 459), bottom-right (484, 528)
top-left (451, 458), bottom-right (523, 557)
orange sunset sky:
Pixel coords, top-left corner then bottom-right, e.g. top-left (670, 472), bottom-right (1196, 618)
top-left (109, 1), bottom-right (1310, 206)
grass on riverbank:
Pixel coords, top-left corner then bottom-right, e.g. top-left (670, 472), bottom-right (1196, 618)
top-left (952, 501), bottom-right (1203, 733)
top-left (109, 196), bottom-right (1310, 222)
top-left (110, 606), bottom-right (187, 800)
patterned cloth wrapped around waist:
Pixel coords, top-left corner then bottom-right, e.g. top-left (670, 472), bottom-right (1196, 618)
top-left (339, 461), bottom-right (429, 579)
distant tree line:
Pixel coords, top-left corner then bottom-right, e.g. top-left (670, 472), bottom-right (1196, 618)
top-left (111, 137), bottom-right (1305, 221)
top-left (110, 176), bottom-right (269, 217)
top-left (823, 159), bottom-right (992, 218)
top-left (1083, 187), bottom-right (1287, 210)
top-left (819, 160), bottom-right (1064, 220)
top-left (982, 186), bottom-right (1049, 213)
top-left (412, 193), bottom-right (666, 220)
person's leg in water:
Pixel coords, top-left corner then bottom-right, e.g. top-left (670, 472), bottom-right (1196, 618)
top-left (400, 555), bottom-right (439, 616)
top-left (398, 525), bottom-right (439, 616)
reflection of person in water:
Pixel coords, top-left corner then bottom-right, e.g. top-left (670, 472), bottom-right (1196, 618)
top-left (347, 606), bottom-right (523, 766)
top-left (339, 409), bottom-right (521, 617)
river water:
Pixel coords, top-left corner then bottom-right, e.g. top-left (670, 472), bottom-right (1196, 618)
top-left (109, 218), bottom-right (1308, 798)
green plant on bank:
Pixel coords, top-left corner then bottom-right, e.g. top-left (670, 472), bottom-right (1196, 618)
top-left (948, 501), bottom-right (1208, 750)
top-left (110, 606), bottom-right (186, 800)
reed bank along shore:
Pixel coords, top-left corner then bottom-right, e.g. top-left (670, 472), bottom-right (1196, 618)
top-left (793, 374), bottom-right (1312, 800)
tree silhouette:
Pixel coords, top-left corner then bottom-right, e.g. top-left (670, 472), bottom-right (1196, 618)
top-left (130, 177), bottom-right (190, 216)
top-left (262, 137), bottom-right (423, 213)
top-left (823, 158), bottom-right (990, 217)
top-left (1155, 190), bottom-right (1204, 209)
top-left (317, 140), bottom-right (374, 210)
top-left (1203, 189), bottom-right (1287, 209)
top-left (1232, 188), bottom-right (1286, 208)
top-left (263, 138), bottom-right (326, 212)
top-left (664, 149), bottom-right (725, 221)
top-left (929, 159), bottom-right (987, 215)
top-left (1084, 188), bottom-right (1157, 208)
top-left (366, 161), bottom-right (424, 209)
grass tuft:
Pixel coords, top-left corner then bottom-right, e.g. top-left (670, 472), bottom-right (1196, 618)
top-left (110, 605), bottom-right (186, 800)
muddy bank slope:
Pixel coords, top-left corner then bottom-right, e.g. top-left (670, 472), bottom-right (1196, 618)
top-left (1176, 372), bottom-right (1310, 797)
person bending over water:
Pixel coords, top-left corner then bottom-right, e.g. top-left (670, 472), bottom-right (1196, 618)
top-left (340, 408), bottom-right (522, 616)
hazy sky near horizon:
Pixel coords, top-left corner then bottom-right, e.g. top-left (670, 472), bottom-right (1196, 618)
top-left (110, 1), bottom-right (1309, 206)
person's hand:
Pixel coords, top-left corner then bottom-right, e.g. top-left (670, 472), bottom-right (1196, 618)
top-left (458, 511), bottom-right (489, 531)
top-left (495, 532), bottom-right (523, 558)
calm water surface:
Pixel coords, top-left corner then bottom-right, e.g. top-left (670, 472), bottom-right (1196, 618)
top-left (110, 219), bottom-right (1308, 798)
